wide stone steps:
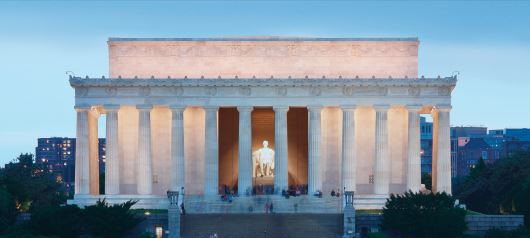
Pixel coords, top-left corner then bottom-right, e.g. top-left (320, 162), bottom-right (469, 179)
top-left (184, 195), bottom-right (343, 213)
top-left (181, 213), bottom-right (343, 238)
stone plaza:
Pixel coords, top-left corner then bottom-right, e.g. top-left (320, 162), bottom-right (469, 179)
top-left (68, 37), bottom-right (456, 213)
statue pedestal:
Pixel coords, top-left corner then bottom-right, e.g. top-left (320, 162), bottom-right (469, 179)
top-left (167, 191), bottom-right (181, 238)
top-left (343, 191), bottom-right (356, 238)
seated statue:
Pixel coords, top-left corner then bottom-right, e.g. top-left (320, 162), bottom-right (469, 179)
top-left (255, 140), bottom-right (275, 177)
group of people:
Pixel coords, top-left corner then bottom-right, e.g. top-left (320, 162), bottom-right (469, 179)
top-left (264, 201), bottom-right (274, 213)
top-left (219, 184), bottom-right (237, 202)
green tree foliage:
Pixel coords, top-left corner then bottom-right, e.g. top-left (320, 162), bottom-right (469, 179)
top-left (382, 191), bottom-right (467, 238)
top-left (83, 199), bottom-right (143, 238)
top-left (0, 153), bottom-right (67, 212)
top-left (0, 188), bottom-right (16, 233)
top-left (455, 151), bottom-right (530, 225)
top-left (30, 205), bottom-right (83, 238)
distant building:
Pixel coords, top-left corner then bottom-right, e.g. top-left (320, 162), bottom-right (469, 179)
top-left (420, 117), bottom-right (433, 174)
top-left (455, 138), bottom-right (498, 177)
top-left (451, 126), bottom-right (487, 138)
top-left (35, 137), bottom-right (106, 189)
top-left (502, 140), bottom-right (530, 158)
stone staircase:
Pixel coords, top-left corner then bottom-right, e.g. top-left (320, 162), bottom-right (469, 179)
top-left (181, 213), bottom-right (343, 238)
top-left (184, 195), bottom-right (343, 213)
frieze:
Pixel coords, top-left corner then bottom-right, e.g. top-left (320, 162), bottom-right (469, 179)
top-left (309, 86), bottom-right (322, 96)
top-left (342, 86), bottom-right (354, 96)
top-left (276, 87), bottom-right (288, 96)
top-left (70, 76), bottom-right (455, 99)
top-left (139, 86), bottom-right (151, 96)
top-left (105, 87), bottom-right (117, 96)
top-left (408, 87), bottom-right (420, 96)
top-left (238, 87), bottom-right (251, 96)
top-left (171, 86), bottom-right (184, 96)
top-left (113, 43), bottom-right (418, 58)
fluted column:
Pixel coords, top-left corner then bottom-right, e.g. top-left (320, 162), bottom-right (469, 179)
top-left (137, 104), bottom-right (153, 195)
top-left (74, 105), bottom-right (90, 195)
top-left (341, 105), bottom-right (357, 192)
top-left (432, 105), bottom-right (452, 194)
top-left (88, 107), bottom-right (100, 195)
top-left (308, 106), bottom-right (322, 194)
top-left (374, 105), bottom-right (390, 195)
top-left (170, 105), bottom-right (186, 192)
top-left (237, 106), bottom-right (253, 196)
top-left (274, 106), bottom-right (289, 193)
top-left (104, 104), bottom-right (120, 195)
top-left (406, 105), bottom-right (422, 192)
top-left (204, 106), bottom-right (219, 196)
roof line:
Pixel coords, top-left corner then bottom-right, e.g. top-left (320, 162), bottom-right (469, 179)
top-left (108, 37), bottom-right (419, 42)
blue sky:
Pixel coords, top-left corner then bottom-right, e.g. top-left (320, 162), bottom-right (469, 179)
top-left (0, 1), bottom-right (529, 166)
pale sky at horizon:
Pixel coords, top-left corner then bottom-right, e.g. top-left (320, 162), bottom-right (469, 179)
top-left (1, 0), bottom-right (529, 166)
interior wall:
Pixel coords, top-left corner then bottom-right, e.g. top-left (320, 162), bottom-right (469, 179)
top-left (184, 107), bottom-right (205, 195)
top-left (118, 106), bottom-right (138, 194)
top-left (218, 108), bottom-right (239, 190)
top-left (151, 107), bottom-right (171, 195)
top-left (355, 107), bottom-right (376, 195)
top-left (388, 107), bottom-right (408, 193)
top-left (287, 108), bottom-right (308, 186)
top-left (321, 107), bottom-right (343, 194)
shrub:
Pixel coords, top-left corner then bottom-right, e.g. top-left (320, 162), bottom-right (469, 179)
top-left (382, 191), bottom-right (467, 238)
top-left (30, 204), bottom-right (83, 238)
top-left (83, 199), bottom-right (143, 238)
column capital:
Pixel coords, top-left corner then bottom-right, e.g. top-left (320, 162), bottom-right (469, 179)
top-left (307, 105), bottom-right (323, 111)
top-left (136, 104), bottom-right (153, 111)
top-left (203, 105), bottom-right (219, 111)
top-left (74, 104), bottom-right (91, 111)
top-left (433, 104), bottom-right (452, 112)
top-left (237, 106), bottom-right (254, 112)
top-left (406, 104), bottom-right (423, 112)
top-left (340, 105), bottom-right (357, 110)
top-left (103, 104), bottom-right (120, 112)
top-left (273, 106), bottom-right (289, 112)
top-left (169, 105), bottom-right (186, 111)
top-left (373, 104), bottom-right (391, 111)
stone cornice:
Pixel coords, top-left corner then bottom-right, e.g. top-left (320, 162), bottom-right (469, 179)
top-left (70, 76), bottom-right (456, 88)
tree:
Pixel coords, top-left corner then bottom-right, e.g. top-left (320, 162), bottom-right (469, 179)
top-left (83, 199), bottom-right (143, 238)
top-left (0, 153), bottom-right (67, 212)
top-left (455, 151), bottom-right (530, 222)
top-left (382, 191), bottom-right (467, 238)
top-left (0, 188), bottom-right (16, 233)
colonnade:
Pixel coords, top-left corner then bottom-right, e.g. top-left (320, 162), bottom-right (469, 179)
top-left (73, 104), bottom-right (452, 197)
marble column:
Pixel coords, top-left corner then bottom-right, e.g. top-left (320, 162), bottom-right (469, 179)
top-left (432, 105), bottom-right (452, 194)
top-left (137, 104), bottom-right (153, 195)
top-left (308, 106), bottom-right (322, 194)
top-left (204, 106), bottom-right (219, 196)
top-left (88, 107), bottom-right (100, 195)
top-left (406, 105), bottom-right (422, 192)
top-left (237, 106), bottom-right (253, 196)
top-left (274, 106), bottom-right (289, 193)
top-left (341, 105), bottom-right (357, 192)
top-left (170, 105), bottom-right (186, 192)
top-left (74, 105), bottom-right (90, 195)
top-left (104, 104), bottom-right (120, 195)
top-left (374, 105), bottom-right (390, 195)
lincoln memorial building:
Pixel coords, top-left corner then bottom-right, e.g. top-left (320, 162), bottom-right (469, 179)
top-left (68, 37), bottom-right (456, 211)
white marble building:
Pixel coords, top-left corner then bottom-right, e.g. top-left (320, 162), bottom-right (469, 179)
top-left (68, 37), bottom-right (456, 211)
